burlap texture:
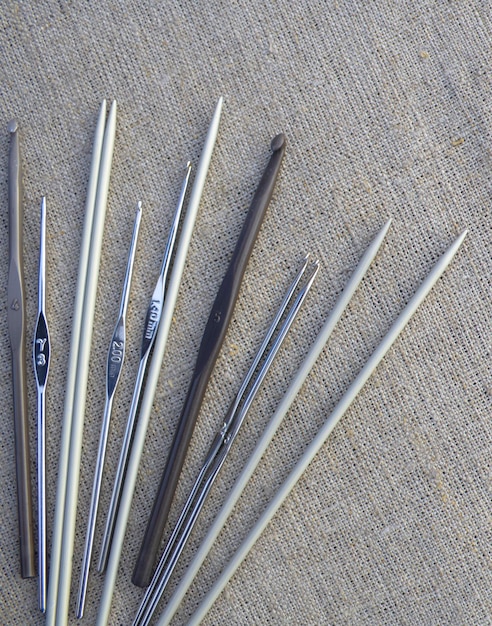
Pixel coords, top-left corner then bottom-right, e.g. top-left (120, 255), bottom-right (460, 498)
top-left (0, 1), bottom-right (490, 624)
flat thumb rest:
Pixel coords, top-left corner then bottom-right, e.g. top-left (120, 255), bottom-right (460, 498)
top-left (132, 132), bottom-right (287, 588)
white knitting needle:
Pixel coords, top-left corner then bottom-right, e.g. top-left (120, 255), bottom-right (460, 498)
top-left (55, 100), bottom-right (117, 625)
top-left (95, 96), bottom-right (223, 626)
top-left (184, 229), bottom-right (467, 626)
top-left (46, 100), bottom-right (107, 626)
top-left (155, 217), bottom-right (392, 625)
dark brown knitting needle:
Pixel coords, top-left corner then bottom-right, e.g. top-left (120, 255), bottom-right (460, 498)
top-left (132, 133), bottom-right (286, 587)
top-left (7, 120), bottom-right (35, 578)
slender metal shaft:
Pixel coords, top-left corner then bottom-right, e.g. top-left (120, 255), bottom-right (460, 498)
top-left (98, 163), bottom-right (191, 573)
top-left (33, 196), bottom-right (50, 611)
top-left (135, 259), bottom-right (318, 626)
top-left (76, 203), bottom-right (141, 618)
top-left (134, 257), bottom-right (311, 625)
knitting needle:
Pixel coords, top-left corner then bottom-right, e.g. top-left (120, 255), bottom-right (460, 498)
top-left (54, 99), bottom-right (117, 626)
top-left (153, 218), bottom-right (391, 626)
top-left (95, 96), bottom-right (223, 626)
top-left (76, 202), bottom-right (142, 618)
top-left (33, 196), bottom-right (51, 611)
top-left (133, 132), bottom-right (287, 589)
top-left (98, 163), bottom-right (192, 574)
top-left (183, 228), bottom-right (467, 626)
top-left (46, 99), bottom-right (107, 625)
top-left (7, 120), bottom-right (35, 579)
top-left (135, 257), bottom-right (318, 626)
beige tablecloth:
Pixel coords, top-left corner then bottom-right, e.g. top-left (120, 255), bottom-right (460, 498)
top-left (1, 2), bottom-right (490, 624)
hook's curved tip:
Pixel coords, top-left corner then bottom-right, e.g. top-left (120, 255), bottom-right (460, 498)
top-left (271, 133), bottom-right (286, 152)
top-left (7, 119), bottom-right (18, 133)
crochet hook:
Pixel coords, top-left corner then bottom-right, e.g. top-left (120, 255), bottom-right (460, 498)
top-left (33, 196), bottom-right (51, 610)
top-left (76, 202), bottom-right (142, 618)
top-left (133, 132), bottom-right (287, 588)
top-left (7, 119), bottom-right (35, 579)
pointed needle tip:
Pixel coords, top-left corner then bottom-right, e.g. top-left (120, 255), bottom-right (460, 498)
top-left (215, 96), bottom-right (224, 114)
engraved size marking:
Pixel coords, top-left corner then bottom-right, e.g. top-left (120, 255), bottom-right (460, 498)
top-left (144, 301), bottom-right (160, 339)
top-left (36, 338), bottom-right (47, 351)
top-left (37, 353), bottom-right (47, 366)
top-left (111, 341), bottom-right (124, 363)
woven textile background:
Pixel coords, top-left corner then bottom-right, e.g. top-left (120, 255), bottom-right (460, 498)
top-left (1, 2), bottom-right (490, 624)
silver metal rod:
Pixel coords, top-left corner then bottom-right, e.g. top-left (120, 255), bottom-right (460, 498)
top-left (33, 196), bottom-right (50, 611)
top-left (135, 259), bottom-right (318, 626)
top-left (134, 257), bottom-right (311, 625)
top-left (98, 163), bottom-right (191, 573)
top-left (76, 203), bottom-right (141, 618)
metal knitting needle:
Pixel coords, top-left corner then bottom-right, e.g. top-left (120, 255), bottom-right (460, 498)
top-left (96, 99), bottom-right (222, 626)
top-left (76, 203), bottom-right (142, 619)
top-left (135, 257), bottom-right (311, 624)
top-left (46, 101), bottom-right (108, 626)
top-left (33, 196), bottom-right (50, 612)
top-left (98, 163), bottom-right (192, 574)
top-left (135, 257), bottom-right (319, 626)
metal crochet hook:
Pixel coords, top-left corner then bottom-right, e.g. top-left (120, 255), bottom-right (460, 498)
top-left (7, 120), bottom-right (35, 579)
top-left (134, 256), bottom-right (319, 626)
top-left (33, 196), bottom-right (50, 611)
top-left (98, 163), bottom-right (192, 573)
top-left (76, 203), bottom-right (142, 618)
